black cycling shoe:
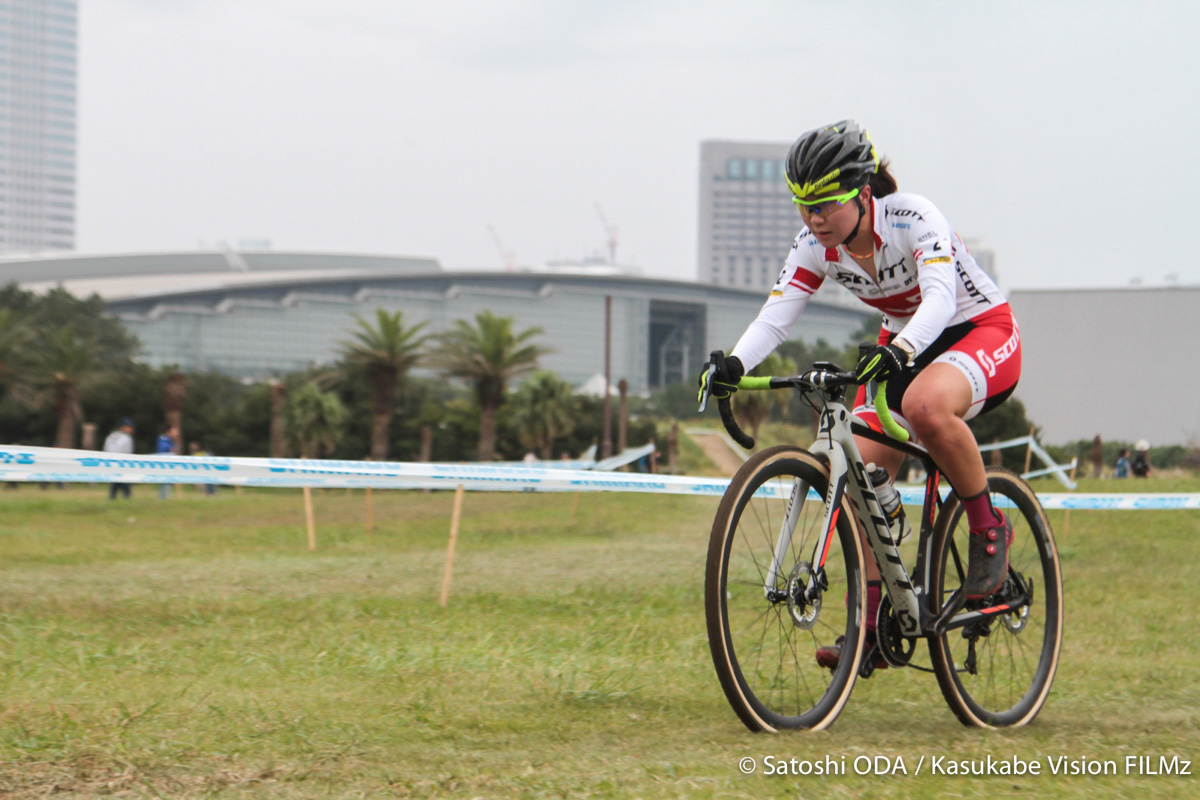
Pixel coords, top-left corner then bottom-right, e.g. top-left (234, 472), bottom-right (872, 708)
top-left (963, 513), bottom-right (1014, 600)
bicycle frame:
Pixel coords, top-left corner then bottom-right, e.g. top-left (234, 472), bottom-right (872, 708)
top-left (786, 395), bottom-right (933, 636)
top-left (767, 391), bottom-right (1034, 639)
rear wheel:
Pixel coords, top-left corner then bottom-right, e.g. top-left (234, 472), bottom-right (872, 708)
top-left (928, 467), bottom-right (1063, 727)
top-left (705, 446), bottom-right (866, 731)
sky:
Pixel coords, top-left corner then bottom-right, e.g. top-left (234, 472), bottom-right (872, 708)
top-left (76, 0), bottom-right (1200, 290)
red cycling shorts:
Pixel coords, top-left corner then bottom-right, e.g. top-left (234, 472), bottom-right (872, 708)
top-left (854, 303), bottom-right (1021, 437)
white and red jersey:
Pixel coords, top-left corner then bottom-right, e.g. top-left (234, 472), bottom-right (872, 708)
top-left (730, 192), bottom-right (1006, 371)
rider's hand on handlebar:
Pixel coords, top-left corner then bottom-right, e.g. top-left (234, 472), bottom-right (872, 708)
top-left (855, 343), bottom-right (908, 384)
top-left (698, 355), bottom-right (745, 402)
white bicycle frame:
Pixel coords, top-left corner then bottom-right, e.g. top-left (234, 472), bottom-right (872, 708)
top-left (763, 396), bottom-right (923, 637)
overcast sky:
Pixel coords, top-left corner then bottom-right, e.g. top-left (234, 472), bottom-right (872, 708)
top-left (77, 1), bottom-right (1199, 290)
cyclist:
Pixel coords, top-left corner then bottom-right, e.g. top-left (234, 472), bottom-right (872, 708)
top-left (699, 120), bottom-right (1021, 668)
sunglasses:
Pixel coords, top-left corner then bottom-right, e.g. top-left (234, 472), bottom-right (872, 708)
top-left (792, 187), bottom-right (860, 216)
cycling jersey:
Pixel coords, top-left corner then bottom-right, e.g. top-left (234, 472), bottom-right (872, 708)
top-left (731, 192), bottom-right (1006, 371)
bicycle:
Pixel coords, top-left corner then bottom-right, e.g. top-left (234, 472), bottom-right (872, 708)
top-left (699, 350), bottom-right (1063, 731)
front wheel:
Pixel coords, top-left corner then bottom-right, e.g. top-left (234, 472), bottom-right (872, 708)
top-left (928, 467), bottom-right (1064, 727)
top-left (705, 446), bottom-right (866, 732)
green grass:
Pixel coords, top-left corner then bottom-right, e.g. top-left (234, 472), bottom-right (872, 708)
top-left (1, 479), bottom-right (1198, 798)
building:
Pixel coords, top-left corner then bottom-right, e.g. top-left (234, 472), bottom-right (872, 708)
top-left (4, 250), bottom-right (873, 392)
top-left (1008, 286), bottom-right (1199, 445)
top-left (697, 140), bottom-right (797, 293)
top-left (0, 0), bottom-right (77, 252)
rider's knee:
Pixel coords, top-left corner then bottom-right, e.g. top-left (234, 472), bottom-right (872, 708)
top-left (901, 389), bottom-right (958, 438)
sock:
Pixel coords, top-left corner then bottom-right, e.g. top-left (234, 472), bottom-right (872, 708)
top-left (961, 488), bottom-right (1002, 531)
top-left (865, 581), bottom-right (882, 632)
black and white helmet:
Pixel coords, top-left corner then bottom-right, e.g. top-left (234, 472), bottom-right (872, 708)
top-left (784, 120), bottom-right (879, 199)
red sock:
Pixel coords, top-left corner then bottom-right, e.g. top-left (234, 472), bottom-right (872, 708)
top-left (961, 489), bottom-right (1002, 531)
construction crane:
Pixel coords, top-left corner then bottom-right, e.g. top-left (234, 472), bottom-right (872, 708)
top-left (595, 202), bottom-right (618, 265)
top-left (487, 224), bottom-right (516, 271)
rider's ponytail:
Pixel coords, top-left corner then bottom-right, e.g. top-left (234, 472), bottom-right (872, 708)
top-left (869, 158), bottom-right (898, 198)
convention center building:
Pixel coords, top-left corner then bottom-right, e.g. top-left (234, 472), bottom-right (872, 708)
top-left (1, 250), bottom-right (871, 394)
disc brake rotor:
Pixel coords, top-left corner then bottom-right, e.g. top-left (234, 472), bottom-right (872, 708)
top-left (786, 561), bottom-right (820, 629)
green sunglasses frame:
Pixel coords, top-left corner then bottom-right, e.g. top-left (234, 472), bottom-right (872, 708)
top-left (792, 186), bottom-right (860, 210)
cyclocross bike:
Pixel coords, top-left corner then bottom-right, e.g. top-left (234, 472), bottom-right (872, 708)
top-left (699, 350), bottom-right (1063, 732)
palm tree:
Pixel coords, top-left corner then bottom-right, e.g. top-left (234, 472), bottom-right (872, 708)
top-left (163, 370), bottom-right (188, 448)
top-left (338, 308), bottom-right (428, 461)
top-left (284, 382), bottom-right (348, 458)
top-left (429, 310), bottom-right (551, 461)
top-left (32, 325), bottom-right (109, 449)
top-left (511, 370), bottom-right (578, 459)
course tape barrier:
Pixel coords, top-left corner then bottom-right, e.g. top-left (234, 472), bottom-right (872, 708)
top-left (0, 445), bottom-right (1194, 510)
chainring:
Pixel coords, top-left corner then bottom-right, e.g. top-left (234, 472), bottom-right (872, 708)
top-left (876, 594), bottom-right (918, 668)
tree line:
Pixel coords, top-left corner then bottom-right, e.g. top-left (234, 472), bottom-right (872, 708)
top-left (0, 286), bottom-right (657, 463)
top-left (0, 287), bottom-right (1047, 469)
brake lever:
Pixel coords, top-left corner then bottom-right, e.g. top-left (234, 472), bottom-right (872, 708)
top-left (698, 363), bottom-right (717, 413)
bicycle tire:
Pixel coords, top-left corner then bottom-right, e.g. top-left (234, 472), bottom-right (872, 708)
top-left (928, 467), bottom-right (1064, 727)
top-left (705, 446), bottom-right (866, 732)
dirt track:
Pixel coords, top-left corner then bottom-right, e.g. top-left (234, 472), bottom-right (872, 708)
top-left (688, 431), bottom-right (746, 477)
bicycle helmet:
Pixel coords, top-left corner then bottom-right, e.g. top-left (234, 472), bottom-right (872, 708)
top-left (784, 120), bottom-right (879, 200)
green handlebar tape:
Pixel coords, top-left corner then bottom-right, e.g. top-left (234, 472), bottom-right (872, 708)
top-left (874, 382), bottom-right (910, 442)
top-left (737, 376), bottom-right (773, 391)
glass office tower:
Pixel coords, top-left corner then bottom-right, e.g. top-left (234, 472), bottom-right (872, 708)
top-left (0, 0), bottom-right (76, 252)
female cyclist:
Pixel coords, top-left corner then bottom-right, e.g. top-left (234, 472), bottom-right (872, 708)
top-left (699, 120), bottom-right (1021, 668)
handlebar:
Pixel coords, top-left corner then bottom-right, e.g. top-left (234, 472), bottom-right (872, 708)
top-left (698, 349), bottom-right (910, 450)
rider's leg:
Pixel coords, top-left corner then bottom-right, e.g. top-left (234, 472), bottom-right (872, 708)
top-left (899, 363), bottom-right (999, 527)
top-left (899, 363), bottom-right (980, 492)
top-left (901, 363), bottom-right (1011, 599)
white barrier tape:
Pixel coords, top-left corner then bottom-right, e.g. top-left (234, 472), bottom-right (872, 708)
top-left (0, 445), bottom-right (1194, 510)
top-left (0, 444), bottom-right (741, 496)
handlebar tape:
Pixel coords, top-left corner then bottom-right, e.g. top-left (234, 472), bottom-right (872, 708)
top-left (874, 381), bottom-right (910, 443)
top-left (718, 396), bottom-right (756, 450)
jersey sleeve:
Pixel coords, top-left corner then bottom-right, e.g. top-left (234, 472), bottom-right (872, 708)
top-left (891, 199), bottom-right (959, 355)
top-left (730, 233), bottom-right (825, 372)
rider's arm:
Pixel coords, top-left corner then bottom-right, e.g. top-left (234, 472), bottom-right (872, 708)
top-left (729, 238), bottom-right (825, 372)
top-left (888, 199), bottom-right (959, 359)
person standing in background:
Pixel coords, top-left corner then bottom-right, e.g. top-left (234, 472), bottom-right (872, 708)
top-left (156, 425), bottom-right (179, 499)
top-left (1114, 448), bottom-right (1131, 479)
top-left (103, 417), bottom-right (135, 499)
top-left (189, 441), bottom-right (218, 496)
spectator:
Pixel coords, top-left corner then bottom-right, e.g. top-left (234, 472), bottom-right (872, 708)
top-left (1131, 440), bottom-right (1152, 478)
top-left (1114, 448), bottom-right (1131, 479)
top-left (103, 417), bottom-right (135, 499)
top-left (189, 441), bottom-right (217, 495)
top-left (1090, 435), bottom-right (1103, 479)
top-left (156, 425), bottom-right (180, 499)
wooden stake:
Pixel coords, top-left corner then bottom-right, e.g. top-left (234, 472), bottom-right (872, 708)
top-left (439, 485), bottom-right (465, 608)
top-left (1023, 424), bottom-right (1035, 475)
top-left (304, 485), bottom-right (316, 551)
top-left (365, 487), bottom-right (374, 541)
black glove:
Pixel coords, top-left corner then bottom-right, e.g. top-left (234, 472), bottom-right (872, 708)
top-left (698, 355), bottom-right (745, 402)
top-left (855, 343), bottom-right (907, 384)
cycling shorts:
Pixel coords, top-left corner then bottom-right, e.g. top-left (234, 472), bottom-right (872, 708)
top-left (854, 303), bottom-right (1021, 437)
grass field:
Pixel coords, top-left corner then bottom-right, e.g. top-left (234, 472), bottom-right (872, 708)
top-left (1, 475), bottom-right (1198, 798)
